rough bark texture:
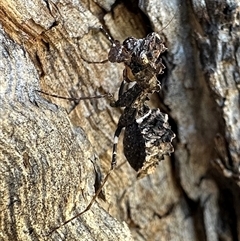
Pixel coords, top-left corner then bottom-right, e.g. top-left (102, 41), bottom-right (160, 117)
top-left (0, 0), bottom-right (240, 241)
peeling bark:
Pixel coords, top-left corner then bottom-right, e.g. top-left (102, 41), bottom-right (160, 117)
top-left (0, 1), bottom-right (240, 241)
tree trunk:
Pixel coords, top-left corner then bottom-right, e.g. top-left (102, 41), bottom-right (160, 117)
top-left (0, 0), bottom-right (240, 241)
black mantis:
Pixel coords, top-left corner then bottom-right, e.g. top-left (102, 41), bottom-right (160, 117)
top-left (38, 26), bottom-right (175, 235)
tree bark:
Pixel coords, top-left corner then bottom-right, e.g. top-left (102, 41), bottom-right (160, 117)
top-left (0, 0), bottom-right (240, 241)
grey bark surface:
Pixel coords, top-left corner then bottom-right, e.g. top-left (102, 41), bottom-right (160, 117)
top-left (0, 0), bottom-right (240, 241)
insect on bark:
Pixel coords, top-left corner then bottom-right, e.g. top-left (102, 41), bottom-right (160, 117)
top-left (38, 27), bottom-right (176, 235)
